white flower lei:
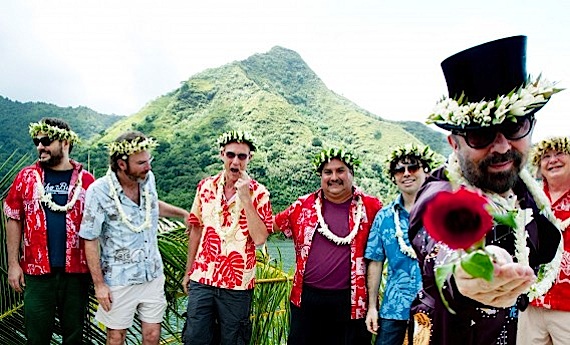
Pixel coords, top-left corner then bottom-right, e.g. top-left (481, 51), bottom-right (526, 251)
top-left (394, 205), bottom-right (417, 259)
top-left (106, 170), bottom-right (152, 233)
top-left (213, 171), bottom-right (242, 241)
top-left (314, 194), bottom-right (363, 245)
top-left (446, 152), bottom-right (564, 299)
top-left (35, 170), bottom-right (83, 212)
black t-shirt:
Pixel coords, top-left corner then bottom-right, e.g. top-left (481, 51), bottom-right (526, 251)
top-left (43, 168), bottom-right (73, 268)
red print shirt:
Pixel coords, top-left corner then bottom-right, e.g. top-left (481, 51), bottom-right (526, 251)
top-left (532, 183), bottom-right (570, 311)
top-left (275, 188), bottom-right (382, 319)
top-left (3, 161), bottom-right (95, 275)
top-left (187, 172), bottom-right (273, 290)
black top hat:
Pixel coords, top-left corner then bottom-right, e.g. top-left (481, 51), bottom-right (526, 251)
top-left (442, 35), bottom-right (527, 104)
top-left (427, 35), bottom-right (559, 131)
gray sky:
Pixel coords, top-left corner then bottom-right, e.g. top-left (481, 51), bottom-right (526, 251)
top-left (1, 0), bottom-right (568, 142)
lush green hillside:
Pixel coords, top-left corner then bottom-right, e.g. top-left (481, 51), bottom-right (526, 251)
top-left (75, 46), bottom-right (449, 211)
top-left (0, 96), bottom-right (122, 162)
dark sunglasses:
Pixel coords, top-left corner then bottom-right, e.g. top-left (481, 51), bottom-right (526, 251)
top-left (393, 163), bottom-right (421, 175)
top-left (33, 137), bottom-right (54, 147)
top-left (452, 116), bottom-right (534, 149)
top-left (225, 151), bottom-right (249, 161)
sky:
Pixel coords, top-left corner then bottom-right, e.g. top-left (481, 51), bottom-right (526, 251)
top-left (1, 0), bottom-right (568, 142)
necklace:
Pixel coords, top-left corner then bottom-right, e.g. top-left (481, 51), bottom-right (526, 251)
top-left (106, 170), bottom-right (152, 233)
top-left (446, 152), bottom-right (563, 299)
top-left (35, 170), bottom-right (82, 212)
top-left (213, 171), bottom-right (242, 241)
top-left (394, 205), bottom-right (417, 258)
top-left (314, 195), bottom-right (363, 245)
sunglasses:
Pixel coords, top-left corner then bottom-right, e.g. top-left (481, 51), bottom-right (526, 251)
top-left (224, 151), bottom-right (249, 161)
top-left (393, 163), bottom-right (421, 175)
top-left (452, 116), bottom-right (534, 149)
top-left (33, 137), bottom-right (54, 147)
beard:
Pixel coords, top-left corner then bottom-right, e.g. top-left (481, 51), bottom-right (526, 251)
top-left (38, 146), bottom-right (64, 167)
top-left (125, 165), bottom-right (148, 183)
top-left (458, 150), bottom-right (523, 193)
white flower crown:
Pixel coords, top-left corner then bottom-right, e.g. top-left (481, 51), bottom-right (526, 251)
top-left (386, 144), bottom-right (442, 172)
top-left (312, 147), bottom-right (360, 173)
top-left (530, 136), bottom-right (570, 167)
top-left (108, 137), bottom-right (158, 158)
top-left (427, 76), bottom-right (562, 128)
top-left (216, 130), bottom-right (257, 151)
top-left (29, 122), bottom-right (80, 145)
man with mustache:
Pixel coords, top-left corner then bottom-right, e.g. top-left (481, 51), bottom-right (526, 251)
top-left (407, 36), bottom-right (562, 344)
top-left (4, 118), bottom-right (95, 344)
top-left (274, 148), bottom-right (382, 345)
top-left (365, 144), bottom-right (441, 345)
top-left (79, 131), bottom-right (188, 345)
top-left (182, 130), bottom-right (273, 345)
top-left (517, 136), bottom-right (570, 345)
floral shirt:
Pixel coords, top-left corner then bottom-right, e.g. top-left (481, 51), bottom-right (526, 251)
top-left (79, 170), bottom-right (162, 286)
top-left (187, 172), bottom-right (273, 290)
top-left (3, 160), bottom-right (95, 275)
top-left (531, 183), bottom-right (570, 311)
top-left (275, 188), bottom-right (382, 319)
top-left (365, 195), bottom-right (422, 320)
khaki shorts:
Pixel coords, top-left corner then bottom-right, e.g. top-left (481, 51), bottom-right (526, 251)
top-left (95, 275), bottom-right (167, 330)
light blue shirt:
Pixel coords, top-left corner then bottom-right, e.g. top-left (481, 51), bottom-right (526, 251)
top-left (364, 195), bottom-right (422, 320)
top-left (79, 170), bottom-right (162, 287)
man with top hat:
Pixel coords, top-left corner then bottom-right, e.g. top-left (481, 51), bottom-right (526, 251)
top-left (365, 144), bottom-right (442, 345)
top-left (517, 136), bottom-right (570, 345)
top-left (274, 147), bottom-right (382, 345)
top-left (79, 130), bottom-right (189, 345)
top-left (407, 35), bottom-right (562, 344)
top-left (4, 117), bottom-right (95, 344)
top-left (181, 130), bottom-right (273, 345)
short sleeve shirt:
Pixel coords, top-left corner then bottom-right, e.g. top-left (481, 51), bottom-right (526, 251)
top-left (365, 195), bottom-right (422, 320)
top-left (79, 170), bottom-right (162, 287)
top-left (187, 172), bottom-right (273, 290)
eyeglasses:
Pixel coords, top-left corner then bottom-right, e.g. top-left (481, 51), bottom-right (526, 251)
top-left (452, 116), bottom-right (534, 149)
top-left (33, 137), bottom-right (54, 147)
top-left (393, 164), bottom-right (421, 175)
top-left (225, 151), bottom-right (249, 161)
top-left (132, 156), bottom-right (154, 167)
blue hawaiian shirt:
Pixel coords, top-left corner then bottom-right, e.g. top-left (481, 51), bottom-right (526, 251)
top-left (364, 195), bottom-right (422, 320)
top-left (79, 170), bottom-right (162, 287)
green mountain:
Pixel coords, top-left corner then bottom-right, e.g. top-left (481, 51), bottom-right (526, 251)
top-left (75, 46), bottom-right (449, 211)
top-left (0, 96), bottom-right (122, 162)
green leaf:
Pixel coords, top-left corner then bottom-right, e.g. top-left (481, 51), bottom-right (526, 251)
top-left (460, 250), bottom-right (494, 281)
top-left (435, 263), bottom-right (456, 314)
top-left (492, 210), bottom-right (517, 228)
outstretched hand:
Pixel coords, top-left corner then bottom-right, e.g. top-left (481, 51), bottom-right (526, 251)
top-left (454, 245), bottom-right (535, 308)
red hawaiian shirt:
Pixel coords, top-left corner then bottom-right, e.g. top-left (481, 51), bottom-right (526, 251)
top-left (274, 188), bottom-right (382, 319)
top-left (3, 160), bottom-right (95, 275)
top-left (187, 172), bottom-right (273, 290)
top-left (532, 183), bottom-right (570, 310)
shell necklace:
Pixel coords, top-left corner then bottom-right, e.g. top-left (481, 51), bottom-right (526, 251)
top-left (314, 194), bottom-right (363, 245)
top-left (446, 152), bottom-right (563, 299)
top-left (106, 170), bottom-right (152, 233)
top-left (35, 170), bottom-right (82, 212)
top-left (394, 205), bottom-right (417, 258)
top-left (213, 171), bottom-right (242, 241)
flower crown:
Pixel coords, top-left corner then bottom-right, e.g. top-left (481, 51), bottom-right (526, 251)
top-left (216, 130), bottom-right (257, 151)
top-left (427, 76), bottom-right (562, 129)
top-left (530, 136), bottom-right (570, 167)
top-left (29, 121), bottom-right (80, 145)
top-left (312, 148), bottom-right (361, 173)
top-left (108, 137), bottom-right (158, 158)
top-left (387, 144), bottom-right (442, 174)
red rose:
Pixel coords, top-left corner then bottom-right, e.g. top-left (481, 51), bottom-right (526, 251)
top-left (423, 187), bottom-right (493, 250)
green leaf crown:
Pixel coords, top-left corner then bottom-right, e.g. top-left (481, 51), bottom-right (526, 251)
top-left (107, 137), bottom-right (158, 157)
top-left (530, 136), bottom-right (570, 167)
top-left (29, 122), bottom-right (80, 145)
top-left (386, 144), bottom-right (442, 172)
top-left (427, 75), bottom-right (563, 128)
top-left (216, 130), bottom-right (257, 151)
top-left (312, 147), bottom-right (361, 173)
